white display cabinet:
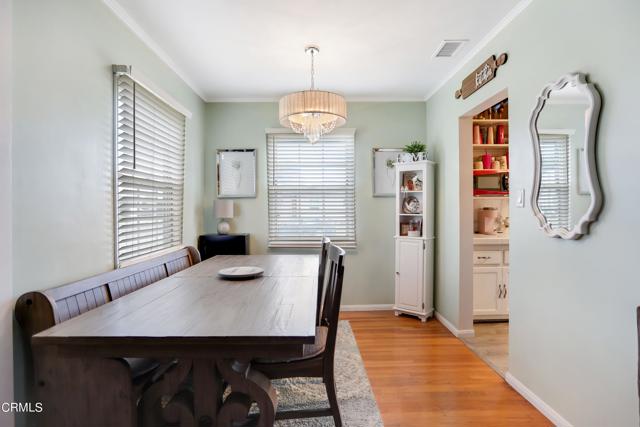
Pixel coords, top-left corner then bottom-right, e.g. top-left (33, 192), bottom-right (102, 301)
top-left (393, 160), bottom-right (436, 322)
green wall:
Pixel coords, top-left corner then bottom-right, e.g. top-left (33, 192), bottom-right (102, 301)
top-left (204, 102), bottom-right (426, 305)
top-left (1, 0), bottom-right (14, 424)
top-left (11, 1), bottom-right (206, 424)
top-left (425, 0), bottom-right (640, 424)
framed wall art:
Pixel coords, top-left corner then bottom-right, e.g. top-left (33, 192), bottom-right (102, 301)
top-left (216, 149), bottom-right (257, 198)
top-left (372, 148), bottom-right (402, 197)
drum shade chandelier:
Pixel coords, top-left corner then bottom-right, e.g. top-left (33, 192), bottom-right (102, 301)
top-left (279, 46), bottom-right (347, 143)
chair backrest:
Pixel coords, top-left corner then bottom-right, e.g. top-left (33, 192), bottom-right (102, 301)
top-left (15, 246), bottom-right (200, 337)
top-left (316, 237), bottom-right (331, 326)
top-left (319, 244), bottom-right (346, 358)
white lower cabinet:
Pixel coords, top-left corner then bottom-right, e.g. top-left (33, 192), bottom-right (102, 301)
top-left (473, 247), bottom-right (509, 320)
top-left (394, 238), bottom-right (434, 322)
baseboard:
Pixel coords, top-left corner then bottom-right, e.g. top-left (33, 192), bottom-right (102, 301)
top-left (434, 311), bottom-right (475, 338)
top-left (340, 304), bottom-right (394, 312)
top-left (505, 372), bottom-right (572, 427)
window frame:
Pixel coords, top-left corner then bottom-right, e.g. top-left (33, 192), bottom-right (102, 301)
top-left (266, 128), bottom-right (357, 249)
top-left (537, 132), bottom-right (572, 230)
top-left (112, 66), bottom-right (188, 267)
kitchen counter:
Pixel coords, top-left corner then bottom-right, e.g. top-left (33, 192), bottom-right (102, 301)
top-left (474, 232), bottom-right (509, 245)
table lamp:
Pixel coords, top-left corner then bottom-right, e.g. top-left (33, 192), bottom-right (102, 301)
top-left (215, 199), bottom-right (234, 235)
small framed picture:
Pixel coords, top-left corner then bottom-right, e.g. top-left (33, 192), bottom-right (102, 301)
top-left (217, 149), bottom-right (257, 198)
top-left (372, 148), bottom-right (403, 197)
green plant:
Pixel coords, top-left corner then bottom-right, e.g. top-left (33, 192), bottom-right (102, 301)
top-left (403, 141), bottom-right (426, 154)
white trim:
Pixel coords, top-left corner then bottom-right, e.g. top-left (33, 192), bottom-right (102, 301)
top-left (505, 372), bottom-right (573, 427)
top-left (209, 96), bottom-right (426, 103)
top-left (128, 68), bottom-right (193, 118)
top-left (102, 0), bottom-right (207, 101)
top-left (434, 311), bottom-right (475, 338)
top-left (340, 304), bottom-right (394, 312)
top-left (423, 0), bottom-right (534, 101)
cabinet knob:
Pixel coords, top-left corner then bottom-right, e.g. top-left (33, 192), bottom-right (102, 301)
top-left (395, 272), bottom-right (400, 275)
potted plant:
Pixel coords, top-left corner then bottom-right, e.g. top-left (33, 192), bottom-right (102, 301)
top-left (402, 141), bottom-right (427, 162)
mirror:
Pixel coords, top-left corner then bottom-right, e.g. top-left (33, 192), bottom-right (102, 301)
top-left (530, 73), bottom-right (602, 239)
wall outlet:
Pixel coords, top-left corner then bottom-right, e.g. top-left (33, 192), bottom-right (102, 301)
top-left (516, 188), bottom-right (525, 208)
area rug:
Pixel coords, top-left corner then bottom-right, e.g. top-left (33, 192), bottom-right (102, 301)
top-left (272, 320), bottom-right (384, 427)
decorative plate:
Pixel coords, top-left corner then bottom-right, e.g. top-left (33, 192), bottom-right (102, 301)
top-left (218, 266), bottom-right (264, 280)
top-left (402, 196), bottom-right (422, 214)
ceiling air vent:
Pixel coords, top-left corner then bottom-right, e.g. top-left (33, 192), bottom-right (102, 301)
top-left (433, 40), bottom-right (467, 58)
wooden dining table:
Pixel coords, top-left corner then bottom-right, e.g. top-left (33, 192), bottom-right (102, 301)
top-left (32, 254), bottom-right (319, 427)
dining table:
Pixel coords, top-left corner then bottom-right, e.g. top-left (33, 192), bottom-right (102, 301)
top-left (31, 254), bottom-right (319, 427)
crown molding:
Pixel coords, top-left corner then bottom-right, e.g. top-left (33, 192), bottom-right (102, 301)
top-left (423, 0), bottom-right (534, 102)
top-left (103, 0), bottom-right (207, 101)
top-left (104, 0), bottom-right (532, 105)
top-left (207, 96), bottom-right (426, 103)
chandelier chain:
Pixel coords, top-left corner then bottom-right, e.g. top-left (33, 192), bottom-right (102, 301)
top-left (310, 49), bottom-right (315, 90)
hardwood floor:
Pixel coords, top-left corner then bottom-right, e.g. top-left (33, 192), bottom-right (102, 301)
top-left (340, 311), bottom-right (551, 427)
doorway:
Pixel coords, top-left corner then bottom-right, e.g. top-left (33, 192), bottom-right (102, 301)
top-left (457, 89), bottom-right (510, 377)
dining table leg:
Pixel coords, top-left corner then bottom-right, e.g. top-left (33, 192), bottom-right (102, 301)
top-left (193, 359), bottom-right (223, 426)
top-left (216, 359), bottom-right (277, 427)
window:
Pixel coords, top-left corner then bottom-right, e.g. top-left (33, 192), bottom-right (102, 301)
top-left (114, 72), bottom-right (186, 266)
top-left (538, 133), bottom-right (570, 229)
top-left (267, 130), bottom-right (356, 248)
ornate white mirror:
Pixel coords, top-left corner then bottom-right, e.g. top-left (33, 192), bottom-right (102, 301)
top-left (530, 73), bottom-right (602, 239)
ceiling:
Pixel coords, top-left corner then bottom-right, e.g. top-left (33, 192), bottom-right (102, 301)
top-left (108, 0), bottom-right (527, 101)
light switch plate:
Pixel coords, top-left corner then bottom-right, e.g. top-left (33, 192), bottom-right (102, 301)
top-left (516, 188), bottom-right (525, 208)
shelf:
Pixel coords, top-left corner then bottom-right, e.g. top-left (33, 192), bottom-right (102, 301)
top-left (473, 119), bottom-right (509, 124)
top-left (472, 144), bottom-right (509, 148)
top-left (473, 189), bottom-right (509, 197)
top-left (399, 213), bottom-right (423, 216)
top-left (400, 190), bottom-right (422, 193)
top-left (473, 169), bottom-right (509, 176)
top-left (474, 196), bottom-right (509, 199)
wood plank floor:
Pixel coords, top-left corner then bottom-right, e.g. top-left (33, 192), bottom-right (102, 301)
top-left (340, 311), bottom-right (551, 427)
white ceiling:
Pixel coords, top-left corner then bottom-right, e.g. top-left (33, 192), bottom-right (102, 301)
top-left (107, 0), bottom-right (527, 101)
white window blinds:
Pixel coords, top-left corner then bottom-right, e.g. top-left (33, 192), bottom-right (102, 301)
top-left (114, 73), bottom-right (186, 266)
top-left (538, 134), bottom-right (570, 229)
top-left (267, 131), bottom-right (356, 248)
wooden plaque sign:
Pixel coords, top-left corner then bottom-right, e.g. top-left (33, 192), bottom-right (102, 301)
top-left (455, 53), bottom-right (508, 99)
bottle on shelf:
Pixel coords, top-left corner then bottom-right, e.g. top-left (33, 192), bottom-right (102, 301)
top-left (496, 125), bottom-right (505, 145)
top-left (473, 125), bottom-right (482, 145)
top-left (482, 152), bottom-right (493, 169)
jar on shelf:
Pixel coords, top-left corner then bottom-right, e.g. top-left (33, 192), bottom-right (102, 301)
top-left (408, 218), bottom-right (422, 237)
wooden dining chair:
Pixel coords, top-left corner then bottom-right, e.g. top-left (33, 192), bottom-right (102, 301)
top-left (254, 243), bottom-right (346, 426)
top-left (316, 237), bottom-right (331, 326)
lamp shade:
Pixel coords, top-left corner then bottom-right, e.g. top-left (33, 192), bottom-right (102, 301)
top-left (279, 90), bottom-right (347, 143)
top-left (215, 200), bottom-right (234, 219)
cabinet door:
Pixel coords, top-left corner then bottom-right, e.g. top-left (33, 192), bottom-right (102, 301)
top-left (500, 267), bottom-right (509, 314)
top-left (395, 239), bottom-right (424, 311)
top-left (473, 266), bottom-right (502, 316)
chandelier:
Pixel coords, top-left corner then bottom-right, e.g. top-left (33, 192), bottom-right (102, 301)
top-left (279, 46), bottom-right (347, 143)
